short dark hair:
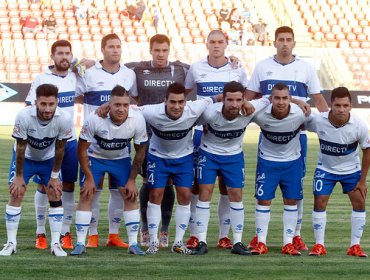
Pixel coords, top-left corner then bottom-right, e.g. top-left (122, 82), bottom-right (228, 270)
top-left (150, 34), bottom-right (170, 49)
top-left (223, 81), bottom-right (245, 97)
top-left (275, 26), bottom-right (294, 40)
top-left (111, 85), bottom-right (130, 98)
top-left (271, 82), bottom-right (289, 94)
top-left (166, 82), bottom-right (185, 99)
top-left (36, 84), bottom-right (59, 99)
top-left (101, 33), bottom-right (121, 49)
top-left (331, 86), bottom-right (351, 103)
top-left (51, 40), bottom-right (71, 55)
top-left (207, 30), bottom-right (226, 42)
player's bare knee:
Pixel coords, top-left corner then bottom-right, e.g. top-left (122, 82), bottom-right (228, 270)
top-left (149, 189), bottom-right (164, 204)
top-left (257, 199), bottom-right (271, 206)
top-left (62, 182), bottom-right (75, 192)
top-left (227, 188), bottom-right (242, 202)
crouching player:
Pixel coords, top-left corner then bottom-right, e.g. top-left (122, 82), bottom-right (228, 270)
top-left (193, 81), bottom-right (269, 255)
top-left (70, 85), bottom-right (148, 256)
top-left (0, 84), bottom-right (71, 257)
top-left (306, 87), bottom-right (370, 257)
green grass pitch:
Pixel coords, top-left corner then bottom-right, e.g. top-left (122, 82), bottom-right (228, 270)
top-left (0, 126), bottom-right (369, 280)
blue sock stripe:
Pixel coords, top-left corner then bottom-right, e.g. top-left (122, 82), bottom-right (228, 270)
top-left (353, 209), bottom-right (366, 213)
top-left (49, 214), bottom-right (63, 217)
top-left (6, 212), bottom-right (21, 217)
top-left (126, 222), bottom-right (140, 226)
top-left (196, 206), bottom-right (210, 210)
top-left (256, 209), bottom-right (270, 213)
top-left (313, 209), bottom-right (326, 212)
top-left (230, 207), bottom-right (244, 211)
top-left (76, 223), bottom-right (90, 227)
top-left (36, 189), bottom-right (46, 194)
top-left (284, 208), bottom-right (298, 212)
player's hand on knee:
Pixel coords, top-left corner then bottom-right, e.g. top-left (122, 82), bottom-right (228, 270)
top-left (9, 176), bottom-right (27, 199)
top-left (47, 178), bottom-right (63, 198)
top-left (123, 179), bottom-right (138, 202)
top-left (81, 179), bottom-right (96, 200)
top-left (352, 181), bottom-right (367, 200)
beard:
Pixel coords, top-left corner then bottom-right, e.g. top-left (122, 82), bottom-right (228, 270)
top-left (54, 60), bottom-right (70, 71)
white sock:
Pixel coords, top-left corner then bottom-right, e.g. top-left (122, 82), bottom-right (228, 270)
top-left (34, 190), bottom-right (47, 235)
top-left (312, 210), bottom-right (326, 245)
top-left (188, 193), bottom-right (198, 237)
top-left (255, 204), bottom-right (270, 244)
top-left (230, 201), bottom-right (244, 244)
top-left (61, 191), bottom-right (74, 235)
top-left (49, 207), bottom-right (63, 245)
top-left (108, 189), bottom-right (124, 234)
top-left (123, 209), bottom-right (140, 246)
top-left (295, 199), bottom-right (303, 236)
top-left (89, 191), bottom-right (101, 235)
top-left (75, 210), bottom-right (92, 245)
top-left (5, 205), bottom-right (21, 245)
top-left (174, 204), bottom-right (191, 244)
top-left (195, 201), bottom-right (210, 243)
top-left (283, 205), bottom-right (298, 245)
top-left (218, 194), bottom-right (230, 239)
top-left (147, 202), bottom-right (161, 244)
top-left (351, 210), bottom-right (366, 246)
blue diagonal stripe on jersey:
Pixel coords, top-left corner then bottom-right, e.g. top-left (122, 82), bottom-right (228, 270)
top-left (260, 127), bottom-right (300, 144)
top-left (207, 124), bottom-right (246, 139)
top-left (319, 139), bottom-right (358, 156)
top-left (94, 135), bottom-right (131, 150)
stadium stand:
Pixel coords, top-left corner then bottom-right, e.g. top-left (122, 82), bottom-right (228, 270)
top-left (0, 0), bottom-right (368, 89)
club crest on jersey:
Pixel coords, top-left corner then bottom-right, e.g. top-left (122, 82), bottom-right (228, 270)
top-left (28, 128), bottom-right (36, 134)
top-left (143, 70), bottom-right (151, 75)
top-left (200, 73), bottom-right (207, 78)
top-left (97, 82), bottom-right (104, 86)
top-left (266, 71), bottom-right (273, 76)
top-left (100, 130), bottom-right (108, 136)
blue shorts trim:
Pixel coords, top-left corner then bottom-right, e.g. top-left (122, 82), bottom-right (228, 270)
top-left (80, 157), bottom-right (131, 189)
top-left (8, 149), bottom-right (54, 186)
top-left (146, 153), bottom-right (194, 188)
top-left (313, 168), bottom-right (361, 196)
top-left (197, 149), bottom-right (245, 188)
top-left (255, 157), bottom-right (303, 200)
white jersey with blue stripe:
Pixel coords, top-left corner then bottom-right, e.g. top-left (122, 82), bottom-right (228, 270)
top-left (12, 106), bottom-right (72, 161)
top-left (76, 61), bottom-right (138, 120)
top-left (305, 112), bottom-right (370, 174)
top-left (184, 57), bottom-right (248, 99)
top-left (79, 108), bottom-right (147, 160)
top-left (247, 56), bottom-right (322, 102)
top-left (198, 98), bottom-right (270, 155)
top-left (135, 98), bottom-right (213, 159)
top-left (25, 66), bottom-right (77, 140)
top-left (253, 103), bottom-right (306, 162)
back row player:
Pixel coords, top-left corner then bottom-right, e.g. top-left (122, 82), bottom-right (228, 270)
top-left (84, 31), bottom-right (241, 248)
top-left (185, 30), bottom-right (248, 249)
top-left (25, 40), bottom-right (77, 250)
